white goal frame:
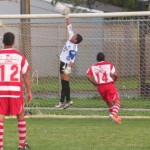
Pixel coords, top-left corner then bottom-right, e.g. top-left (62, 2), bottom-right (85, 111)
top-left (0, 11), bottom-right (149, 19)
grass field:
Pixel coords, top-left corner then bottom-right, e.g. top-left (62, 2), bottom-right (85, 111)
top-left (22, 77), bottom-right (150, 150)
top-left (27, 98), bottom-right (150, 108)
top-left (25, 98), bottom-right (150, 117)
top-left (4, 118), bottom-right (150, 150)
top-left (31, 76), bottom-right (140, 92)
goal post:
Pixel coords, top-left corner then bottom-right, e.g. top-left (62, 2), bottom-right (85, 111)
top-left (0, 11), bottom-right (150, 18)
top-left (0, 11), bottom-right (150, 116)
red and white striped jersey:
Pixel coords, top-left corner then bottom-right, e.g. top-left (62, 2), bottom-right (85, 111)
top-left (87, 61), bottom-right (116, 85)
top-left (0, 48), bottom-right (30, 98)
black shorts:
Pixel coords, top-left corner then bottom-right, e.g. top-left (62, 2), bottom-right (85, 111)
top-left (60, 61), bottom-right (68, 74)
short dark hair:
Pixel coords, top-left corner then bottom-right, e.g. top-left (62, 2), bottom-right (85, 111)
top-left (3, 32), bottom-right (15, 46)
top-left (76, 34), bottom-right (83, 44)
top-left (97, 52), bottom-right (105, 62)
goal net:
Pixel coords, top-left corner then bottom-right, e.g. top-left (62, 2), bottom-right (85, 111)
top-left (0, 12), bottom-right (150, 117)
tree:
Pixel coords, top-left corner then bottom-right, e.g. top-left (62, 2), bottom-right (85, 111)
top-left (58, 0), bottom-right (147, 11)
top-left (96, 0), bottom-right (137, 10)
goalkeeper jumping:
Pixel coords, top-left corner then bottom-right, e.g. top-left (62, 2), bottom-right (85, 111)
top-left (55, 15), bottom-right (83, 109)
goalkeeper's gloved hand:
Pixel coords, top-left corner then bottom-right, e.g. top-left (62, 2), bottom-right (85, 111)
top-left (63, 66), bottom-right (71, 75)
top-left (50, 0), bottom-right (57, 6)
top-left (64, 11), bottom-right (69, 18)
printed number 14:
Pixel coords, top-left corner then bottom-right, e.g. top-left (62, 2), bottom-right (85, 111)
top-left (102, 72), bottom-right (108, 82)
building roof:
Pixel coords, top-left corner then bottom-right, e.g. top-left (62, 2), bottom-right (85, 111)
top-left (0, 0), bottom-right (103, 15)
top-left (0, 0), bottom-right (56, 14)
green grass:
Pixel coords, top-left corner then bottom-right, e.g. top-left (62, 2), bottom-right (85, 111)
top-left (28, 109), bottom-right (150, 116)
top-left (117, 76), bottom-right (139, 89)
top-left (32, 78), bottom-right (93, 92)
top-left (4, 118), bottom-right (150, 150)
top-left (27, 98), bottom-right (150, 108)
top-left (31, 76), bottom-right (141, 92)
top-left (25, 98), bottom-right (150, 116)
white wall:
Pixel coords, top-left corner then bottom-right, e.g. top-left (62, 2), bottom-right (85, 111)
top-left (0, 0), bottom-right (55, 14)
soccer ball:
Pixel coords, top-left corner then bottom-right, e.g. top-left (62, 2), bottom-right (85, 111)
top-left (54, 2), bottom-right (70, 15)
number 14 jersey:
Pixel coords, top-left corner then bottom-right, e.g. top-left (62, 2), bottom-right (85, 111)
top-left (87, 61), bottom-right (116, 84)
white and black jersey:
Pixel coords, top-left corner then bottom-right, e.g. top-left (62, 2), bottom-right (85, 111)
top-left (60, 24), bottom-right (78, 64)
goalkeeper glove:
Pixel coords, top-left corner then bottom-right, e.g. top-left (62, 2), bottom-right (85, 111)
top-left (50, 0), bottom-right (57, 6)
top-left (63, 66), bottom-right (71, 75)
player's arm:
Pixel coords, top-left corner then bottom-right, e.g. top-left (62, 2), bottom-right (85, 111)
top-left (68, 49), bottom-right (77, 67)
top-left (66, 17), bottom-right (74, 40)
top-left (68, 61), bottom-right (74, 67)
top-left (87, 75), bottom-right (98, 87)
top-left (110, 64), bottom-right (118, 82)
top-left (111, 72), bottom-right (118, 82)
top-left (66, 17), bottom-right (71, 26)
top-left (22, 72), bottom-right (32, 103)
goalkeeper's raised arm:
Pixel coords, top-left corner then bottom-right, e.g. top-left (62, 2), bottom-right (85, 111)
top-left (66, 17), bottom-right (71, 25)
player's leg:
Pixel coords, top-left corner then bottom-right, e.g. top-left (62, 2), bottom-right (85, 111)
top-left (17, 113), bottom-right (30, 150)
top-left (105, 101), bottom-right (121, 124)
top-left (111, 100), bottom-right (121, 116)
top-left (61, 78), bottom-right (69, 101)
top-left (10, 97), bottom-right (30, 150)
top-left (107, 84), bottom-right (121, 117)
top-left (106, 101), bottom-right (115, 114)
top-left (0, 115), bottom-right (5, 150)
top-left (55, 61), bottom-right (66, 108)
top-left (112, 99), bottom-right (121, 123)
top-left (62, 62), bottom-right (73, 109)
top-left (98, 84), bottom-right (121, 124)
top-left (60, 75), bottom-right (72, 109)
top-left (62, 74), bottom-right (73, 109)
top-left (65, 80), bottom-right (70, 102)
top-left (0, 98), bottom-right (9, 149)
top-left (106, 97), bottom-right (121, 124)
top-left (62, 76), bottom-right (73, 109)
top-left (56, 61), bottom-right (71, 108)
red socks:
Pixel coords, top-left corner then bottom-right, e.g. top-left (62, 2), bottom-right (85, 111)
top-left (18, 120), bottom-right (26, 147)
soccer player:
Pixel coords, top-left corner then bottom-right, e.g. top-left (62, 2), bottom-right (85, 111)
top-left (86, 52), bottom-right (121, 124)
top-left (0, 32), bottom-right (32, 150)
top-left (55, 15), bottom-right (83, 109)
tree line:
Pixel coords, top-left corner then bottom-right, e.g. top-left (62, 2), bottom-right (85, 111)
top-left (58, 0), bottom-right (141, 11)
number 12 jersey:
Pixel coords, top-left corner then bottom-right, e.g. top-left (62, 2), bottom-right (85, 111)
top-left (0, 48), bottom-right (30, 98)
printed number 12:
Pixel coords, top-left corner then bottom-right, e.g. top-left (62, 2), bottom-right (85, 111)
top-left (0, 65), bottom-right (18, 81)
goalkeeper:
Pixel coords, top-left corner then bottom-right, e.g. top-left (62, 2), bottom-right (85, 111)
top-left (55, 15), bottom-right (83, 109)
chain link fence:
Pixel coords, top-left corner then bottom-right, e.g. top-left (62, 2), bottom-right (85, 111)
top-left (0, 13), bottom-right (150, 116)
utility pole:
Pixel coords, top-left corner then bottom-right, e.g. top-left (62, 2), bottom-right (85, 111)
top-left (137, 0), bottom-right (150, 97)
top-left (20, 0), bottom-right (32, 68)
top-left (20, 0), bottom-right (30, 14)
